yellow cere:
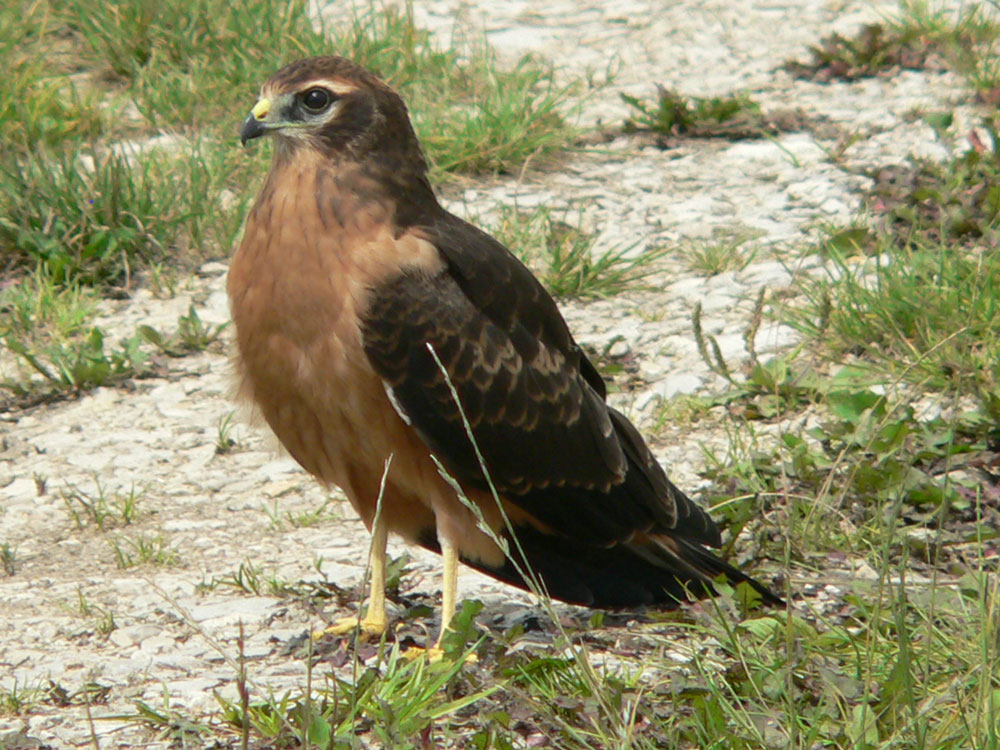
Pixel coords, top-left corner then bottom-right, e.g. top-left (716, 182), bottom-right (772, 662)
top-left (251, 97), bottom-right (271, 120)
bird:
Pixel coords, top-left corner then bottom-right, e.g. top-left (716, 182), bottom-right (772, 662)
top-left (228, 56), bottom-right (782, 651)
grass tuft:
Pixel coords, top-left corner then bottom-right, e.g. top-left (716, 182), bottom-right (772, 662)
top-left (622, 86), bottom-right (807, 141)
top-left (490, 204), bottom-right (669, 298)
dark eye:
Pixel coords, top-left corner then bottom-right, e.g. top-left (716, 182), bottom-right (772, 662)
top-left (302, 87), bottom-right (333, 112)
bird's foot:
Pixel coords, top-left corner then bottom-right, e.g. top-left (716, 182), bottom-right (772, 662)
top-left (402, 644), bottom-right (446, 663)
top-left (401, 643), bottom-right (477, 663)
top-left (317, 614), bottom-right (388, 641)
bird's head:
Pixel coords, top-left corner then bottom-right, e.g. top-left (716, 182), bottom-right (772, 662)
top-left (240, 56), bottom-right (426, 171)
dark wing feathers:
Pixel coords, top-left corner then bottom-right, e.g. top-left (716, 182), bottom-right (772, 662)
top-left (362, 269), bottom-right (624, 499)
top-left (362, 209), bottom-right (783, 606)
top-left (362, 210), bottom-right (722, 549)
top-left (424, 212), bottom-right (607, 400)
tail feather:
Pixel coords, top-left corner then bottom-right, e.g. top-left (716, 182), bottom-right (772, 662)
top-left (444, 523), bottom-right (783, 609)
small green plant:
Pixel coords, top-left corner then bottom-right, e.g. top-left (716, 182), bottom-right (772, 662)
top-left (3, 326), bottom-right (148, 395)
top-left (216, 636), bottom-right (490, 748)
top-left (94, 606), bottom-right (117, 636)
top-left (208, 560), bottom-right (266, 595)
top-left (0, 679), bottom-right (45, 716)
top-left (785, 23), bottom-right (938, 81)
top-left (491, 204), bottom-right (668, 298)
top-left (215, 411), bottom-right (238, 454)
top-left (0, 270), bottom-right (145, 401)
top-left (622, 86), bottom-right (804, 140)
top-left (62, 587), bottom-right (118, 637)
top-left (61, 479), bottom-right (143, 531)
top-left (203, 560), bottom-right (294, 597)
top-left (139, 304), bottom-right (229, 356)
top-left (687, 234), bottom-right (760, 276)
top-left (264, 498), bottom-right (338, 530)
top-left (110, 698), bottom-right (212, 747)
top-left (109, 533), bottom-right (178, 568)
top-left (0, 542), bottom-right (15, 576)
top-left (0, 270), bottom-right (96, 342)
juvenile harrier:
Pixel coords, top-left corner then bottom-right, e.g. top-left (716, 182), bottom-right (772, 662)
top-left (230, 56), bottom-right (780, 649)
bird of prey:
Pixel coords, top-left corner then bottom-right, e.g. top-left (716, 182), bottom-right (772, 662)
top-left (229, 56), bottom-right (781, 649)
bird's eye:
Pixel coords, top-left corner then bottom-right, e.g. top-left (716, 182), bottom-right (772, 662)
top-left (302, 87), bottom-right (333, 112)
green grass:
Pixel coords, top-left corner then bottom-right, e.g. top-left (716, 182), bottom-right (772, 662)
top-left (0, 272), bottom-right (149, 402)
top-left (109, 533), bottom-right (179, 568)
top-left (789, 129), bottom-right (1000, 421)
top-left (622, 87), bottom-right (806, 140)
top-left (0, 679), bottom-right (47, 717)
top-left (686, 230), bottom-right (762, 276)
top-left (62, 478), bottom-right (144, 532)
top-left (0, 270), bottom-right (148, 401)
top-left (215, 639), bottom-right (491, 748)
top-left (0, 542), bottom-right (15, 576)
top-left (1, 282), bottom-right (228, 405)
top-left (489, 204), bottom-right (669, 298)
top-left (139, 304), bottom-right (229, 357)
top-left (785, 0), bottom-right (1000, 95)
top-left (0, 0), bottom-right (574, 284)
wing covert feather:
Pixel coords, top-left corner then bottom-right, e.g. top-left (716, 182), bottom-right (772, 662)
top-left (362, 269), bottom-right (625, 496)
top-left (362, 213), bottom-right (722, 548)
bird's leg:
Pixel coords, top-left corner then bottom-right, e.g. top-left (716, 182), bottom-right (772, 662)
top-left (402, 537), bottom-right (461, 662)
top-left (324, 517), bottom-right (388, 639)
top-left (434, 538), bottom-right (458, 649)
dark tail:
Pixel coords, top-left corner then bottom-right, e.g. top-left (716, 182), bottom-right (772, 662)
top-left (450, 523), bottom-right (784, 609)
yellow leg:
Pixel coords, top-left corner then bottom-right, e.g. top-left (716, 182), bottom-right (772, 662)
top-left (434, 538), bottom-right (458, 649)
top-left (403, 538), bottom-right (464, 662)
top-left (323, 518), bottom-right (388, 639)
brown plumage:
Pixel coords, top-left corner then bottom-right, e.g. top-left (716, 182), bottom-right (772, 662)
top-left (229, 56), bottom-right (781, 644)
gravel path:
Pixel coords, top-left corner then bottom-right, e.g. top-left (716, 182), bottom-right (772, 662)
top-left (0, 1), bottom-right (977, 746)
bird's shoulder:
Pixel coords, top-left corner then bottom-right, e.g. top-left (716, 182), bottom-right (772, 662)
top-left (399, 206), bottom-right (606, 399)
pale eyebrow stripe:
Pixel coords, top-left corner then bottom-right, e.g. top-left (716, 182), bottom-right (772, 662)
top-left (298, 78), bottom-right (358, 96)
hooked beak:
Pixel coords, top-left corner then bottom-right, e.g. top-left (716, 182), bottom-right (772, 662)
top-left (240, 97), bottom-right (272, 146)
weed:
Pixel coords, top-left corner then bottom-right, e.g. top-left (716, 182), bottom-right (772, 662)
top-left (870, 137), bottom-right (1000, 245)
top-left (264, 498), bottom-right (338, 531)
top-left (108, 698), bottom-right (212, 747)
top-left (0, 679), bottom-right (45, 716)
top-left (139, 304), bottom-right (229, 356)
top-left (790, 146), bottom-right (1000, 420)
top-left (61, 587), bottom-right (118, 637)
top-left (0, 270), bottom-right (97, 342)
top-left (203, 560), bottom-right (295, 598)
top-left (622, 86), bottom-right (806, 140)
top-left (0, 542), bottom-right (15, 576)
top-left (216, 411), bottom-right (238, 454)
top-left (61, 479), bottom-right (143, 531)
top-left (786, 2), bottom-right (1000, 96)
top-left (490, 204), bottom-right (669, 298)
top-left (686, 232), bottom-right (761, 276)
top-left (216, 637), bottom-right (491, 748)
top-left (3, 325), bottom-right (148, 395)
top-left (0, 149), bottom-right (185, 286)
top-left (785, 22), bottom-right (940, 81)
top-left (109, 533), bottom-right (178, 568)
